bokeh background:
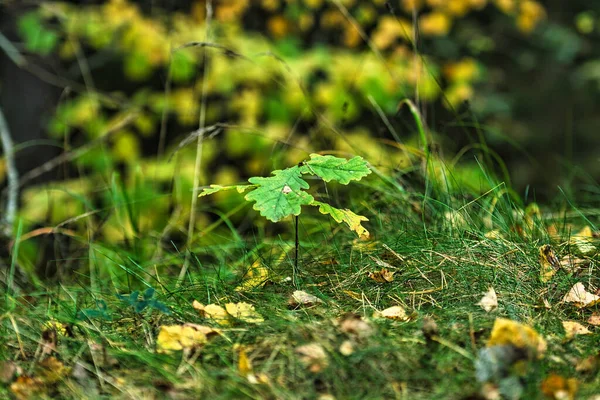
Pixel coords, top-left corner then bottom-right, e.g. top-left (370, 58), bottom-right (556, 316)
top-left (0, 0), bottom-right (599, 254)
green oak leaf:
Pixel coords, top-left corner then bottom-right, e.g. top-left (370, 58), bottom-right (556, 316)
top-left (311, 201), bottom-right (369, 238)
top-left (245, 166), bottom-right (314, 222)
top-left (301, 154), bottom-right (371, 184)
top-left (199, 184), bottom-right (255, 197)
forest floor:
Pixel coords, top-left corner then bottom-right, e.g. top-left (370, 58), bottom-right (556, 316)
top-left (2, 193), bottom-right (600, 399)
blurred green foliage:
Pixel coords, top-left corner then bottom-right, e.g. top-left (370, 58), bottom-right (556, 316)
top-left (9, 0), bottom-right (600, 279)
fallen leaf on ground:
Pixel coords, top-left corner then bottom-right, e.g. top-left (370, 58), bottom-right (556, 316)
top-left (37, 357), bottom-right (70, 384)
top-left (0, 361), bottom-right (20, 384)
top-left (194, 302), bottom-right (231, 326)
top-left (539, 244), bottom-right (560, 282)
top-left (562, 321), bottom-right (591, 339)
top-left (422, 316), bottom-right (439, 341)
top-left (562, 282), bottom-right (600, 308)
top-left (339, 340), bottom-right (354, 356)
top-left (540, 373), bottom-right (578, 400)
top-left (587, 313), bottom-right (600, 326)
top-left (484, 230), bottom-right (503, 240)
top-left (296, 343), bottom-right (329, 373)
top-left (338, 313), bottom-right (374, 339)
top-left (10, 376), bottom-right (44, 400)
top-left (477, 287), bottom-right (498, 312)
top-left (368, 267), bottom-right (394, 283)
top-left (235, 345), bottom-right (269, 384)
top-left (559, 255), bottom-right (589, 274)
top-left (487, 318), bottom-right (547, 356)
top-left (156, 324), bottom-right (220, 353)
top-left (569, 237), bottom-right (596, 256)
top-left (237, 345), bottom-right (252, 376)
top-left (235, 260), bottom-right (270, 292)
top-left (569, 226), bottom-right (597, 256)
top-left (288, 290), bottom-right (323, 308)
top-left (575, 352), bottom-right (600, 373)
top-left (373, 306), bottom-right (409, 321)
top-left (225, 302), bottom-right (264, 324)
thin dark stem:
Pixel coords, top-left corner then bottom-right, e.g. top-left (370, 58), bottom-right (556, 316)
top-left (294, 214), bottom-right (299, 288)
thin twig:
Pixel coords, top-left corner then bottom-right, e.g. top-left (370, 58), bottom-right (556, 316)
top-left (178, 0), bottom-right (213, 285)
top-left (0, 106), bottom-right (18, 236)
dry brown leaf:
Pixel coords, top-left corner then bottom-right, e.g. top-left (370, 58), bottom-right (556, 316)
top-left (225, 302), bottom-right (264, 324)
top-left (539, 244), bottom-right (560, 282)
top-left (562, 321), bottom-right (591, 339)
top-left (477, 287), bottom-right (498, 312)
top-left (0, 361), bottom-right (20, 384)
top-left (562, 282), bottom-right (600, 308)
top-left (487, 318), bottom-right (547, 356)
top-left (368, 268), bottom-right (395, 283)
top-left (374, 306), bottom-right (409, 321)
top-left (422, 316), bottom-right (439, 341)
top-left (540, 373), bottom-right (578, 400)
top-left (587, 313), bottom-right (600, 326)
top-left (295, 343), bottom-right (329, 373)
top-left (575, 352), bottom-right (600, 373)
top-left (288, 290), bottom-right (323, 308)
top-left (338, 313), bottom-right (374, 339)
top-left (559, 255), bottom-right (589, 274)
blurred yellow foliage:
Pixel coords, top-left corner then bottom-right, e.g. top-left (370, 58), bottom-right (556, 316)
top-left (517, 1), bottom-right (546, 34)
top-left (420, 12), bottom-right (452, 36)
top-left (444, 58), bottom-right (480, 82)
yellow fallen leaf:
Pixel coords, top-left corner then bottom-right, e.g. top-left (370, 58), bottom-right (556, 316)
top-left (540, 373), bottom-right (578, 400)
top-left (484, 229), bottom-right (503, 240)
top-left (570, 237), bottom-right (596, 256)
top-left (235, 345), bottom-right (269, 385)
top-left (575, 226), bottom-right (593, 238)
top-left (296, 343), bottom-right (329, 373)
top-left (288, 290), bottom-right (323, 308)
top-left (237, 346), bottom-right (253, 377)
top-left (477, 287), bottom-right (498, 312)
top-left (539, 244), bottom-right (560, 282)
top-left (562, 282), bottom-right (600, 308)
top-left (156, 324), bottom-right (213, 353)
top-left (374, 306), bottom-right (409, 321)
top-left (562, 321), bottom-right (591, 339)
top-left (235, 260), bottom-right (270, 292)
top-left (225, 302), bottom-right (264, 324)
top-left (487, 318), bottom-right (547, 357)
top-left (10, 376), bottom-right (44, 400)
top-left (194, 302), bottom-right (231, 326)
top-left (368, 268), bottom-right (394, 283)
